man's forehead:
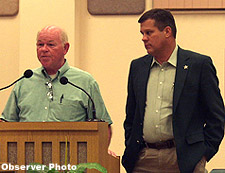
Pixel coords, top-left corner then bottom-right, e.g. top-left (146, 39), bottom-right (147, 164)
top-left (37, 31), bottom-right (60, 41)
top-left (37, 39), bottom-right (55, 43)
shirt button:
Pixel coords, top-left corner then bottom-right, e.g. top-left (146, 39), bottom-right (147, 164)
top-left (156, 125), bottom-right (159, 128)
top-left (140, 123), bottom-right (143, 126)
top-left (157, 96), bottom-right (161, 99)
top-left (161, 69), bottom-right (164, 72)
top-left (45, 107), bottom-right (48, 110)
top-left (156, 110), bottom-right (159, 113)
top-left (137, 140), bottom-right (140, 143)
top-left (159, 82), bottom-right (163, 85)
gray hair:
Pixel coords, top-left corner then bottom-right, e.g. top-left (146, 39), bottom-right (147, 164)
top-left (36, 25), bottom-right (69, 45)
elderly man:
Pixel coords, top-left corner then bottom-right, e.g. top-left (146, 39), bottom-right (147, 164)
top-left (1, 26), bottom-right (113, 145)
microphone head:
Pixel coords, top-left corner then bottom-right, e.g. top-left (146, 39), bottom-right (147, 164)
top-left (60, 76), bottom-right (68, 85)
top-left (24, 69), bottom-right (33, 78)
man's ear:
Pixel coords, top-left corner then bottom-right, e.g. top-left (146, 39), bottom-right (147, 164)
top-left (164, 26), bottom-right (172, 38)
top-left (64, 42), bottom-right (70, 55)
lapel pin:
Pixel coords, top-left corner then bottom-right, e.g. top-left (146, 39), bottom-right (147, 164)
top-left (183, 65), bottom-right (188, 70)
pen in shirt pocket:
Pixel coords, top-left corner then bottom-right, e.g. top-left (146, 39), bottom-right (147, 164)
top-left (60, 94), bottom-right (64, 103)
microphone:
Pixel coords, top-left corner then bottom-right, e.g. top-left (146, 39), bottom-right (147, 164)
top-left (0, 69), bottom-right (33, 91)
top-left (60, 76), bottom-right (104, 122)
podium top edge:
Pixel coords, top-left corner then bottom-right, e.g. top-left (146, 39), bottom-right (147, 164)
top-left (0, 121), bottom-right (108, 131)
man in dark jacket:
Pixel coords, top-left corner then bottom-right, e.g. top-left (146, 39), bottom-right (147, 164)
top-left (122, 8), bottom-right (225, 173)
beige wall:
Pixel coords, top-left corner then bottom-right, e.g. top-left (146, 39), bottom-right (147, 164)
top-left (0, 0), bottom-right (224, 172)
top-left (0, 13), bottom-right (19, 111)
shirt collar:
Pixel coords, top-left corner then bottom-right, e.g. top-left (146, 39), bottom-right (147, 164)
top-left (41, 59), bottom-right (70, 79)
top-left (58, 60), bottom-right (70, 76)
top-left (168, 44), bottom-right (178, 67)
top-left (151, 44), bottom-right (178, 68)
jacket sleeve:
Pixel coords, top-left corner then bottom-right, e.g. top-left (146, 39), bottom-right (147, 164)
top-left (200, 57), bottom-right (225, 161)
top-left (124, 61), bottom-right (136, 147)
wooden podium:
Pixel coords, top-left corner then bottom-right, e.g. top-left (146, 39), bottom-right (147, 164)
top-left (0, 122), bottom-right (120, 173)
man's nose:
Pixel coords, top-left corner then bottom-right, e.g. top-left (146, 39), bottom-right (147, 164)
top-left (41, 44), bottom-right (49, 51)
top-left (142, 34), bottom-right (148, 41)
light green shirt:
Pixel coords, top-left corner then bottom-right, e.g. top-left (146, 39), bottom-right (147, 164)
top-left (1, 61), bottom-right (112, 124)
top-left (143, 46), bottom-right (177, 143)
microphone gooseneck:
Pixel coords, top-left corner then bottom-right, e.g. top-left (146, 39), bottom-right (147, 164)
top-left (60, 76), bottom-right (104, 122)
top-left (0, 69), bottom-right (33, 91)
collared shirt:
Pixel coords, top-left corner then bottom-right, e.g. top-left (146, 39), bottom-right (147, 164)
top-left (143, 46), bottom-right (178, 143)
top-left (1, 61), bottom-right (113, 124)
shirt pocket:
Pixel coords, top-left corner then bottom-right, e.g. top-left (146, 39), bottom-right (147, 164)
top-left (51, 99), bottom-right (87, 121)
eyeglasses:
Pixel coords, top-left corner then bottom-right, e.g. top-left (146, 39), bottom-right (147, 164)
top-left (45, 82), bottom-right (53, 101)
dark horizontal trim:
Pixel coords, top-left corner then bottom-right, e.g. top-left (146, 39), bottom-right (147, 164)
top-left (165, 8), bottom-right (225, 11)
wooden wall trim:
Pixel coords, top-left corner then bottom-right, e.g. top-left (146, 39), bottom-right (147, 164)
top-left (0, 0), bottom-right (19, 17)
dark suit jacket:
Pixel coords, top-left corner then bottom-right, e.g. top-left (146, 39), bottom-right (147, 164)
top-left (122, 47), bottom-right (225, 173)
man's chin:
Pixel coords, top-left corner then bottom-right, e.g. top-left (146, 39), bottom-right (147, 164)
top-left (40, 61), bottom-right (51, 67)
top-left (147, 50), bottom-right (152, 55)
top-left (41, 63), bottom-right (51, 69)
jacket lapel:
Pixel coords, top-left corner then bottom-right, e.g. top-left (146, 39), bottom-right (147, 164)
top-left (138, 49), bottom-right (191, 118)
top-left (173, 47), bottom-right (191, 113)
top-left (138, 55), bottom-right (153, 120)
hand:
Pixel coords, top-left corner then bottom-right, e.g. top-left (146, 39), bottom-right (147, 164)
top-left (108, 149), bottom-right (117, 158)
top-left (193, 156), bottom-right (207, 172)
top-left (0, 118), bottom-right (7, 122)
